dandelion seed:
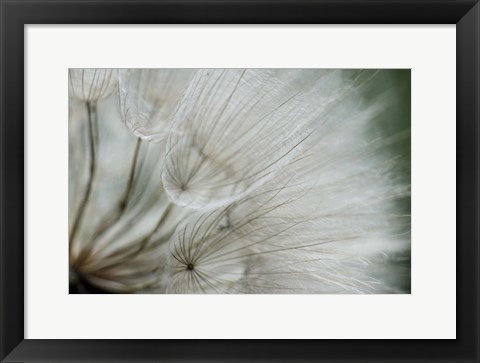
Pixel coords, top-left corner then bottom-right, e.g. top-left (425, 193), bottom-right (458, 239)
top-left (118, 69), bottom-right (196, 142)
top-left (162, 69), bottom-right (315, 209)
top-left (165, 161), bottom-right (409, 293)
top-left (69, 69), bottom-right (118, 102)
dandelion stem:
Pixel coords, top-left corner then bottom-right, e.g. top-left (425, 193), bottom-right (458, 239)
top-left (119, 138), bottom-right (141, 212)
top-left (75, 137), bottom-right (142, 269)
top-left (82, 203), bottom-right (175, 274)
top-left (69, 101), bottom-right (97, 253)
top-left (89, 138), bottom-right (142, 242)
top-left (132, 203), bottom-right (174, 256)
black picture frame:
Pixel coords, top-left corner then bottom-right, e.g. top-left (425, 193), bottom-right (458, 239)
top-left (1, 1), bottom-right (478, 362)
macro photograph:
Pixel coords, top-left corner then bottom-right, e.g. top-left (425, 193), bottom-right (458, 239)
top-left (68, 68), bottom-right (411, 294)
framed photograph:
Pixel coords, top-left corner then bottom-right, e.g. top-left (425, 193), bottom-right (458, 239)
top-left (1, 0), bottom-right (478, 362)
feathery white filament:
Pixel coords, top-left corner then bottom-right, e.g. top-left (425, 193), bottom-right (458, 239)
top-left (118, 69), bottom-right (195, 142)
top-left (166, 159), bottom-right (409, 294)
top-left (69, 69), bottom-right (118, 102)
top-left (162, 69), bottom-right (314, 209)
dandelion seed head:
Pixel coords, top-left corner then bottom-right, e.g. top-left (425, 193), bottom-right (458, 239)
top-left (69, 68), bottom-right (411, 294)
